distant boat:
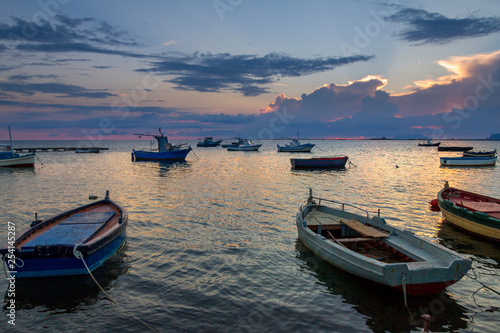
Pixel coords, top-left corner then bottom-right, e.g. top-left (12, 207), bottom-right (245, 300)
top-left (221, 137), bottom-right (244, 148)
top-left (75, 148), bottom-right (102, 153)
top-left (440, 156), bottom-right (497, 167)
top-left (197, 137), bottom-right (223, 147)
top-left (227, 139), bottom-right (262, 151)
top-left (291, 156), bottom-right (348, 169)
top-left (438, 146), bottom-right (473, 151)
top-left (132, 128), bottom-right (191, 161)
top-left (297, 189), bottom-right (471, 295)
top-left (0, 190), bottom-right (127, 278)
top-left (418, 139), bottom-right (441, 147)
top-left (437, 182), bottom-right (500, 242)
top-left (463, 149), bottom-right (497, 157)
top-left (277, 130), bottom-right (315, 152)
top-left (0, 126), bottom-right (35, 167)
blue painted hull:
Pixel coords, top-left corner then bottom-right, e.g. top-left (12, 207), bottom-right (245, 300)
top-left (132, 148), bottom-right (191, 161)
top-left (8, 230), bottom-right (126, 278)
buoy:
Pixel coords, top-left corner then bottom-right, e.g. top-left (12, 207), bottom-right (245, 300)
top-left (429, 198), bottom-right (439, 207)
top-left (89, 195), bottom-right (98, 200)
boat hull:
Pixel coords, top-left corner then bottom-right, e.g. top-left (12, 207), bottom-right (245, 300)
top-left (227, 145), bottom-right (262, 151)
top-left (438, 146), bottom-right (473, 151)
top-left (296, 194), bottom-right (471, 295)
top-left (418, 143), bottom-right (440, 146)
top-left (440, 156), bottom-right (497, 166)
top-left (277, 144), bottom-right (315, 152)
top-left (75, 148), bottom-right (101, 153)
top-left (132, 148), bottom-right (191, 161)
top-left (437, 186), bottom-right (500, 242)
top-left (0, 153), bottom-right (35, 167)
top-left (463, 149), bottom-right (497, 157)
top-left (291, 156), bottom-right (348, 169)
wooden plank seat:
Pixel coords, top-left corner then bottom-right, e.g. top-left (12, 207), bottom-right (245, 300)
top-left (340, 219), bottom-right (388, 238)
top-left (305, 208), bottom-right (343, 226)
top-left (337, 237), bottom-right (376, 243)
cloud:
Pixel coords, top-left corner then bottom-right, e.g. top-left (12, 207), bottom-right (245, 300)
top-left (0, 82), bottom-right (117, 98)
top-left (0, 15), bottom-right (145, 57)
top-left (0, 43), bottom-right (7, 52)
top-left (138, 52), bottom-right (374, 96)
top-left (8, 73), bottom-right (60, 81)
top-left (387, 8), bottom-right (500, 45)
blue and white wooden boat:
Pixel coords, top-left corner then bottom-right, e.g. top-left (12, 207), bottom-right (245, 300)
top-left (132, 128), bottom-right (191, 161)
top-left (297, 189), bottom-right (471, 295)
top-left (227, 139), bottom-right (262, 151)
top-left (440, 156), bottom-right (497, 167)
top-left (291, 156), bottom-right (348, 169)
top-left (197, 136), bottom-right (223, 147)
top-left (0, 191), bottom-right (127, 278)
top-left (0, 126), bottom-right (35, 167)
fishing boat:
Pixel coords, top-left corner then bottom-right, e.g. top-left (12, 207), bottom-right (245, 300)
top-left (277, 130), bottom-right (315, 152)
top-left (438, 146), bottom-right (473, 151)
top-left (291, 156), bottom-right (348, 169)
top-left (0, 126), bottom-right (35, 167)
top-left (132, 128), bottom-right (191, 161)
top-left (221, 137), bottom-right (244, 148)
top-left (0, 191), bottom-right (127, 278)
top-left (227, 139), bottom-right (262, 151)
top-left (296, 189), bottom-right (471, 295)
top-left (418, 139), bottom-right (441, 147)
top-left (463, 149), bottom-right (497, 157)
top-left (197, 137), bottom-right (223, 147)
top-left (440, 156), bottom-right (497, 167)
top-left (75, 148), bottom-right (102, 153)
top-left (437, 182), bottom-right (500, 242)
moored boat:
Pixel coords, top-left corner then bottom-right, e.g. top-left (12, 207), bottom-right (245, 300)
top-left (440, 156), bottom-right (497, 167)
top-left (132, 128), bottom-right (191, 161)
top-left (463, 149), bottom-right (497, 157)
top-left (418, 139), bottom-right (441, 147)
top-left (197, 136), bottom-right (223, 147)
top-left (437, 182), bottom-right (500, 242)
top-left (0, 126), bottom-right (35, 167)
top-left (277, 139), bottom-right (315, 152)
top-left (227, 139), bottom-right (262, 151)
top-left (221, 137), bottom-right (244, 148)
top-left (438, 146), bottom-right (473, 151)
top-left (75, 148), bottom-right (102, 153)
top-left (296, 189), bottom-right (471, 295)
top-left (291, 156), bottom-right (348, 169)
top-left (0, 191), bottom-right (128, 278)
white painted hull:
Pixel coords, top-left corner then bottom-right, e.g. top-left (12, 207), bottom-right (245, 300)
top-left (227, 145), bottom-right (262, 151)
top-left (440, 156), bottom-right (497, 166)
top-left (0, 154), bottom-right (35, 167)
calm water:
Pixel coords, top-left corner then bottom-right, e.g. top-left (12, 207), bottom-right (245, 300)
top-left (1, 139), bottom-right (499, 333)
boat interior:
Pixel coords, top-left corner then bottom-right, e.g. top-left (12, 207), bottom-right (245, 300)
top-left (18, 202), bottom-right (122, 249)
top-left (304, 208), bottom-right (416, 263)
top-left (443, 189), bottom-right (500, 220)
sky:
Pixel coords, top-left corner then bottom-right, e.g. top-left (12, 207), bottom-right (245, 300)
top-left (1, 0), bottom-right (500, 140)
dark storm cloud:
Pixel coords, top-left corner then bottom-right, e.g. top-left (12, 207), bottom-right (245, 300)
top-left (8, 73), bottom-right (59, 80)
top-left (387, 8), bottom-right (500, 44)
top-left (0, 82), bottom-right (116, 98)
top-left (139, 52), bottom-right (374, 96)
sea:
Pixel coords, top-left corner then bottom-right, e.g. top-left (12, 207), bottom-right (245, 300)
top-left (1, 139), bottom-right (499, 333)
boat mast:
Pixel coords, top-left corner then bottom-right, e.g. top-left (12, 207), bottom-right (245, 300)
top-left (8, 125), bottom-right (13, 150)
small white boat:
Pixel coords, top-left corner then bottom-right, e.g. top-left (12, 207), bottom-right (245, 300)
top-left (0, 126), bottom-right (35, 167)
top-left (227, 139), bottom-right (262, 151)
top-left (296, 189), bottom-right (471, 295)
top-left (463, 149), bottom-right (497, 157)
top-left (277, 139), bottom-right (315, 152)
top-left (440, 156), bottom-right (497, 167)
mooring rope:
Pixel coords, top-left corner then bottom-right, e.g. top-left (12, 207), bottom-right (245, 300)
top-left (466, 266), bottom-right (500, 310)
top-left (35, 155), bottom-right (45, 167)
top-left (401, 273), bottom-right (417, 324)
top-left (73, 244), bottom-right (158, 333)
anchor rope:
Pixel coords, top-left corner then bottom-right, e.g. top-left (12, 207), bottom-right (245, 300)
top-left (466, 266), bottom-right (500, 299)
top-left (73, 244), bottom-right (158, 333)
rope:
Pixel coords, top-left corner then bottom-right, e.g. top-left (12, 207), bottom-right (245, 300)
top-left (36, 155), bottom-right (45, 166)
top-left (466, 266), bottom-right (500, 310)
top-left (73, 244), bottom-right (158, 333)
top-left (402, 273), bottom-right (417, 324)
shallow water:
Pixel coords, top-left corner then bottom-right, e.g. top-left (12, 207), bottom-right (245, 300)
top-left (1, 139), bottom-right (499, 332)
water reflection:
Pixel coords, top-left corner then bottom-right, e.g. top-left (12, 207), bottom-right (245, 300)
top-left (295, 240), bottom-right (469, 333)
top-left (4, 245), bottom-right (129, 312)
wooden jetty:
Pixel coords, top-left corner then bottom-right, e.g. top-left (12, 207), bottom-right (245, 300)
top-left (13, 147), bottom-right (109, 153)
